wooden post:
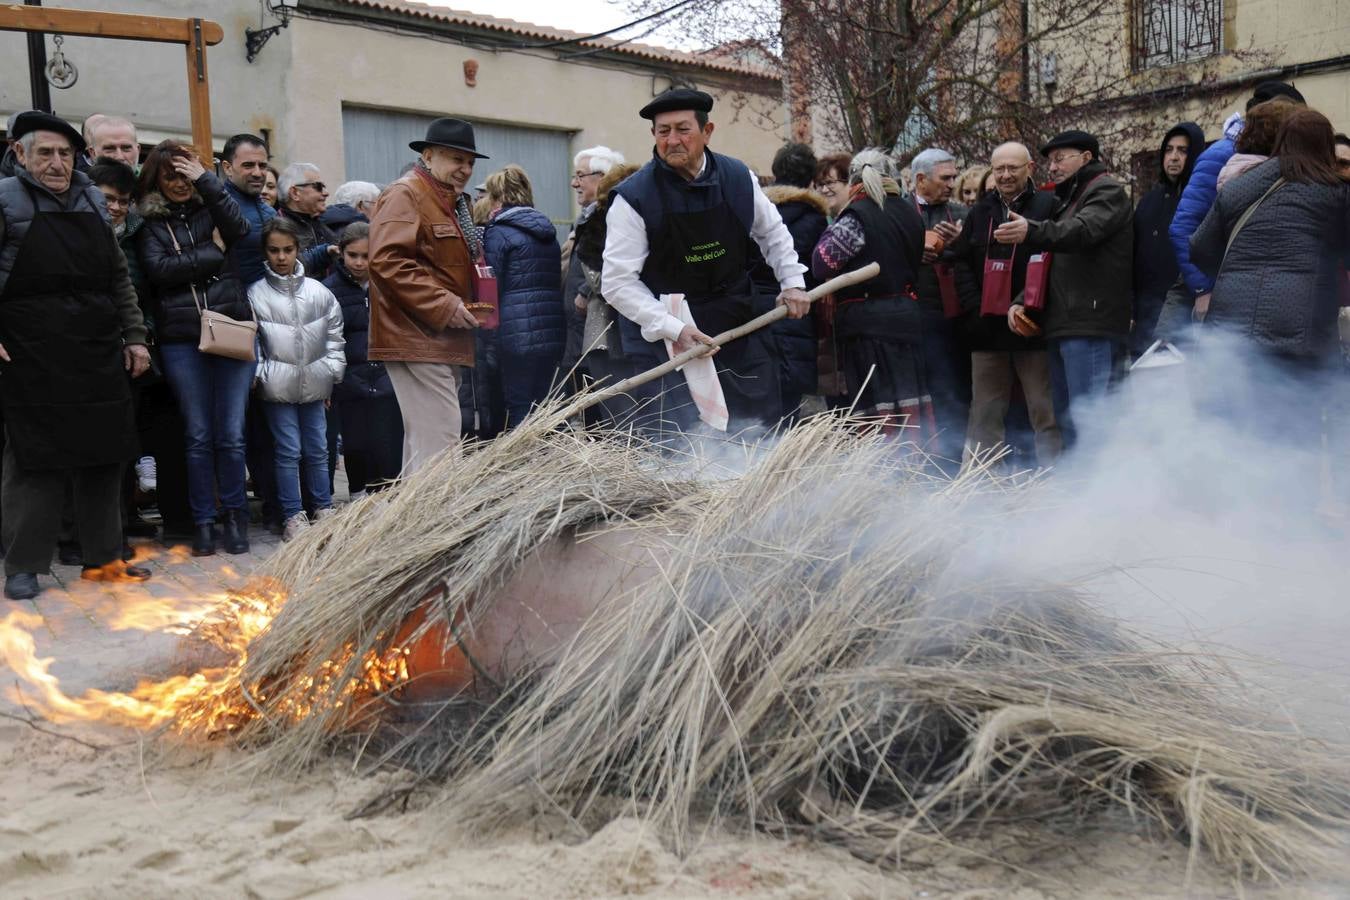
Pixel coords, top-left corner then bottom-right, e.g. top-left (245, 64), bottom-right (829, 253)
top-left (185, 18), bottom-right (213, 160)
top-left (0, 5), bottom-right (223, 157)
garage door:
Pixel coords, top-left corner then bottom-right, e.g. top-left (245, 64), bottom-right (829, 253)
top-left (342, 106), bottom-right (575, 237)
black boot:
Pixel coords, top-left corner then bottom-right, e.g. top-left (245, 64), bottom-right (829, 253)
top-left (222, 509), bottom-right (250, 555)
top-left (192, 523), bottom-right (216, 557)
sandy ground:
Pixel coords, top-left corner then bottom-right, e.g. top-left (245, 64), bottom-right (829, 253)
top-left (0, 520), bottom-right (1346, 898)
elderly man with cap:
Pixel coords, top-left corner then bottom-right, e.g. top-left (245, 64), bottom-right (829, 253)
top-left (602, 88), bottom-right (811, 436)
top-left (993, 129), bottom-right (1132, 452)
top-left (368, 117), bottom-right (486, 474)
top-left (0, 111), bottom-right (152, 600)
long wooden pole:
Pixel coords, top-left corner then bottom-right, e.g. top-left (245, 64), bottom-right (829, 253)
top-left (559, 262), bottom-right (881, 421)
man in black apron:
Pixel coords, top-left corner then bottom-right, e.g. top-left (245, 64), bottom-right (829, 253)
top-left (0, 112), bottom-right (152, 600)
top-left (601, 88), bottom-right (810, 439)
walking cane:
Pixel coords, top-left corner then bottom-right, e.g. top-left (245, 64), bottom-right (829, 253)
top-left (559, 262), bottom-right (881, 421)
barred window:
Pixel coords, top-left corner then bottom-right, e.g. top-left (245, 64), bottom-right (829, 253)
top-left (1133, 0), bottom-right (1223, 70)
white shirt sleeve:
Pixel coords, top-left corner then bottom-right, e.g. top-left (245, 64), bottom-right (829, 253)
top-left (749, 172), bottom-right (807, 292)
top-left (600, 194), bottom-right (687, 344)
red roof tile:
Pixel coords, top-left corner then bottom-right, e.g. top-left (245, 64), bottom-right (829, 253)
top-left (327, 0), bottom-right (780, 81)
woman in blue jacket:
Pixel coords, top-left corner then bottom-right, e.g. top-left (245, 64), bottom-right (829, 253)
top-left (479, 165), bottom-right (565, 429)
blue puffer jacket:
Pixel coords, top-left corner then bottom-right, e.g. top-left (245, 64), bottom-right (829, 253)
top-left (1169, 112), bottom-right (1242, 298)
top-left (223, 179), bottom-right (276, 290)
top-left (322, 263), bottom-right (395, 401)
top-left (483, 205), bottom-right (564, 358)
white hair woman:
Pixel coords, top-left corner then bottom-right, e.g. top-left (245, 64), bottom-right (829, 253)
top-left (563, 145), bottom-right (628, 374)
top-left (810, 148), bottom-right (934, 438)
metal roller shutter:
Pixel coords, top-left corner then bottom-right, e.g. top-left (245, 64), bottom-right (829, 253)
top-left (342, 105), bottom-right (575, 238)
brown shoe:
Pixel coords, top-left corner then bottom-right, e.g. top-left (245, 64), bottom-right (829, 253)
top-left (81, 562), bottom-right (152, 583)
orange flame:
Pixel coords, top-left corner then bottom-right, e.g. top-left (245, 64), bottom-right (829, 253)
top-left (0, 580), bottom-right (410, 737)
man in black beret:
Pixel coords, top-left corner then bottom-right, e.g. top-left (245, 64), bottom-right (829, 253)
top-left (601, 87), bottom-right (811, 439)
top-left (992, 128), bottom-right (1132, 452)
top-left (0, 111), bottom-right (152, 599)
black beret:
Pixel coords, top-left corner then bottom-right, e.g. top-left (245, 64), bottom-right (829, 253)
top-left (640, 88), bottom-right (714, 121)
top-left (1039, 129), bottom-right (1101, 160)
top-left (1248, 81), bottom-right (1305, 109)
top-left (9, 110), bottom-right (85, 153)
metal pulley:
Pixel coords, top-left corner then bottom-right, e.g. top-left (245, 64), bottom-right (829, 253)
top-left (45, 35), bottom-right (78, 89)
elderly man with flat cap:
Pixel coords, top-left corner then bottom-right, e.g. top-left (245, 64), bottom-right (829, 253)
top-left (368, 117), bottom-right (488, 474)
top-left (0, 111), bottom-right (152, 600)
top-left (602, 88), bottom-right (811, 437)
top-left (993, 128), bottom-right (1131, 453)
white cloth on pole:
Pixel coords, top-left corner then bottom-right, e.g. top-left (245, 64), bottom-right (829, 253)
top-left (660, 293), bottom-right (728, 432)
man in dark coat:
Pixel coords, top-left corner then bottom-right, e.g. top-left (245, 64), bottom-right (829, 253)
top-left (750, 142), bottom-right (827, 422)
top-left (1131, 121), bottom-right (1204, 356)
top-left (601, 88), bottom-right (811, 438)
top-left (953, 141), bottom-right (1061, 466)
top-left (277, 161), bottom-right (337, 278)
top-left (907, 147), bottom-right (977, 469)
top-left (0, 112), bottom-right (152, 600)
top-left (998, 129), bottom-right (1133, 451)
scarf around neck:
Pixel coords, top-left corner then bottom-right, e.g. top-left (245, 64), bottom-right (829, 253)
top-left (414, 159), bottom-right (483, 260)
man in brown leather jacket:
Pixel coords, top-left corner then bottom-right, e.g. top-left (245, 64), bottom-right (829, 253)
top-left (368, 118), bottom-right (488, 474)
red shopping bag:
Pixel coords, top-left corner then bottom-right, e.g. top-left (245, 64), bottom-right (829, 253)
top-left (1022, 251), bottom-right (1052, 313)
top-left (980, 221), bottom-right (1015, 317)
top-left (934, 262), bottom-right (961, 319)
top-left (467, 263), bottom-right (499, 329)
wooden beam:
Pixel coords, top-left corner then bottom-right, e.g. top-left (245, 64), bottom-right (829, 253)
top-left (184, 18), bottom-right (213, 162)
top-left (0, 5), bottom-right (223, 45)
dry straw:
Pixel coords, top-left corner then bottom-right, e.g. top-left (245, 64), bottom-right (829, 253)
top-left (186, 410), bottom-right (1350, 881)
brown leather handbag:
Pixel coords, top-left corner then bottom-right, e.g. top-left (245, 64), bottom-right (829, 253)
top-left (166, 223), bottom-right (257, 361)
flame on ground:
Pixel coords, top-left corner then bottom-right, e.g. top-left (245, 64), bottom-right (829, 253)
top-left (0, 579), bottom-right (410, 737)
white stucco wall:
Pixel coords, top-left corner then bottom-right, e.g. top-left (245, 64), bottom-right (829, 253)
top-left (281, 16), bottom-right (786, 193)
top-left (0, 0), bottom-right (290, 149)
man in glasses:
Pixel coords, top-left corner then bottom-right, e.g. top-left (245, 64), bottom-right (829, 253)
top-left (277, 161), bottom-right (337, 278)
top-left (952, 141), bottom-right (1061, 467)
top-left (993, 129), bottom-right (1132, 452)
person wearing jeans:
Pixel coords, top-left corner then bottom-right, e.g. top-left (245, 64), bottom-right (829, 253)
top-left (158, 344), bottom-right (255, 536)
top-left (248, 217), bottom-right (345, 541)
top-left (1046, 337), bottom-right (1116, 450)
top-left (995, 130), bottom-right (1133, 454)
top-left (134, 139), bottom-right (252, 555)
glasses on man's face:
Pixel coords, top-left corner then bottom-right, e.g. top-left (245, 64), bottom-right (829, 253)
top-left (1048, 151), bottom-right (1086, 166)
top-left (102, 195), bottom-right (131, 209)
top-left (991, 164), bottom-right (1026, 176)
top-left (571, 171), bottom-right (601, 183)
top-left (295, 181), bottom-right (327, 193)
top-left (816, 179), bottom-right (844, 191)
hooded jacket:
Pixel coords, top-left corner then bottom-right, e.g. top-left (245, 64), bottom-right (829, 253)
top-left (482, 204), bottom-right (565, 358)
top-left (1133, 123), bottom-right (1204, 301)
top-left (248, 260), bottom-right (346, 404)
top-left (135, 171), bottom-right (251, 344)
top-left (320, 203), bottom-right (368, 237)
top-left (1023, 160), bottom-right (1133, 341)
top-left (322, 262), bottom-right (394, 402)
top-left (1170, 112), bottom-right (1244, 298)
top-left (1132, 122), bottom-right (1204, 352)
top-left (1190, 158), bottom-right (1350, 360)
top-left (750, 185), bottom-right (827, 399)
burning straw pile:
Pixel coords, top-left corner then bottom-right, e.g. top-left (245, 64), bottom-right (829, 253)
top-left (184, 410), bottom-right (1350, 881)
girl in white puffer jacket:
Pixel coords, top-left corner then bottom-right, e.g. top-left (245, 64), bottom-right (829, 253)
top-left (249, 217), bottom-right (345, 540)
